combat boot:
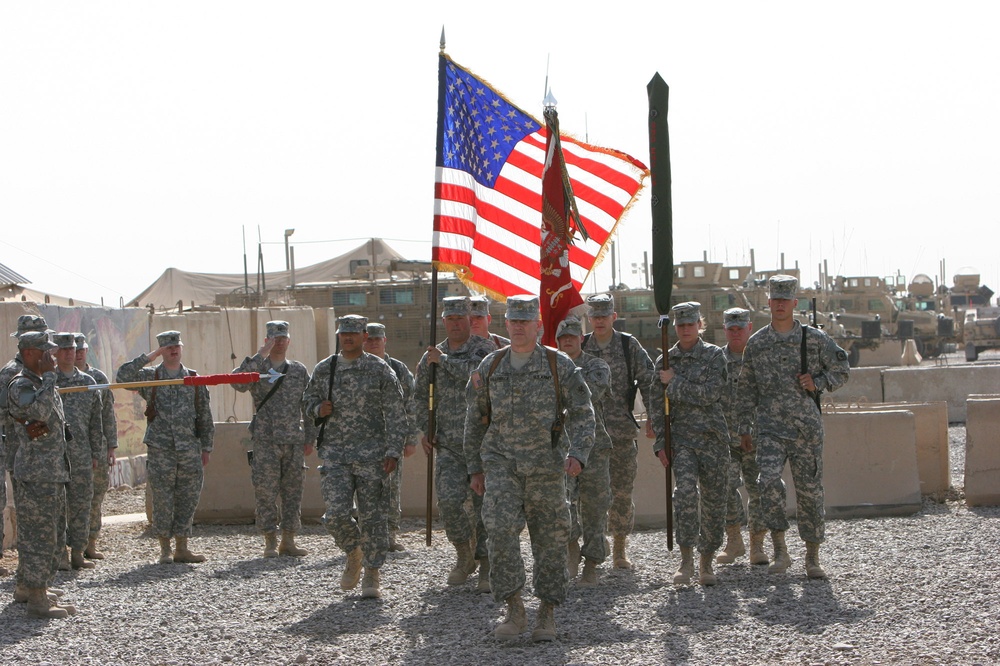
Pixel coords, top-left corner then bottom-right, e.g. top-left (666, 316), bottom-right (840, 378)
top-left (476, 557), bottom-right (491, 593)
top-left (749, 530), bottom-right (769, 565)
top-left (531, 601), bottom-right (557, 642)
top-left (279, 530), bottom-right (308, 557)
top-left (699, 552), bottom-right (718, 586)
top-left (579, 559), bottom-right (598, 587)
top-left (493, 591), bottom-right (527, 641)
top-left (567, 539), bottom-right (581, 578)
top-left (26, 588), bottom-right (68, 619)
top-left (157, 537), bottom-right (173, 564)
top-left (173, 536), bottom-right (206, 564)
top-left (447, 540), bottom-right (476, 585)
top-left (613, 534), bottom-right (632, 569)
top-left (341, 547), bottom-right (363, 590)
top-left (57, 548), bottom-right (71, 571)
top-left (805, 541), bottom-right (827, 579)
top-left (84, 537), bottom-right (105, 560)
top-left (14, 583), bottom-right (57, 604)
top-left (768, 530), bottom-right (792, 574)
top-left (672, 547), bottom-right (694, 585)
top-left (71, 548), bottom-right (96, 570)
top-left (262, 532), bottom-right (278, 558)
top-left (388, 531), bottom-right (406, 552)
top-left (716, 524), bottom-right (746, 564)
top-left (0, 564), bottom-right (7, 576)
top-left (361, 567), bottom-right (381, 598)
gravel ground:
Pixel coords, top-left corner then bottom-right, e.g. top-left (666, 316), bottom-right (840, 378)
top-left (1, 426), bottom-right (998, 666)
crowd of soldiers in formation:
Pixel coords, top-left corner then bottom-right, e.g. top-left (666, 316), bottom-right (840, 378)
top-left (0, 274), bottom-right (850, 642)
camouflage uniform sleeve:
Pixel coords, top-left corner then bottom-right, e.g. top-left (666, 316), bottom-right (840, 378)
top-left (665, 345), bottom-right (727, 407)
top-left (88, 382), bottom-right (104, 460)
top-left (302, 358), bottom-right (332, 423)
top-left (412, 354), bottom-right (430, 437)
top-left (9, 372), bottom-right (60, 422)
top-left (561, 357), bottom-right (595, 466)
top-left (735, 344), bottom-right (758, 436)
top-left (381, 365), bottom-right (407, 459)
top-left (463, 356), bottom-right (492, 475)
top-left (300, 364), bottom-right (319, 443)
top-left (396, 361), bottom-right (419, 444)
top-left (814, 332), bottom-right (851, 393)
top-left (648, 355), bottom-right (667, 454)
top-left (232, 354), bottom-right (266, 393)
top-left (99, 389), bottom-right (118, 450)
top-left (195, 384), bottom-right (214, 452)
top-left (629, 337), bottom-right (655, 413)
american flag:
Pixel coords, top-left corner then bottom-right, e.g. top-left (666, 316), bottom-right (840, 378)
top-left (433, 54), bottom-right (648, 300)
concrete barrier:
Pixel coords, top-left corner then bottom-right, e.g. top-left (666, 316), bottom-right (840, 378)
top-left (965, 395), bottom-right (1000, 506)
top-left (883, 364), bottom-right (1000, 422)
top-left (825, 366), bottom-right (884, 406)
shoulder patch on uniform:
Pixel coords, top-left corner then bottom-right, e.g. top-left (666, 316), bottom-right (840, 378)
top-left (471, 371), bottom-right (483, 390)
top-left (836, 350), bottom-right (848, 361)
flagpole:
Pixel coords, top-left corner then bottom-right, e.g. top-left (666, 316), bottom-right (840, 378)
top-left (426, 267), bottom-right (438, 547)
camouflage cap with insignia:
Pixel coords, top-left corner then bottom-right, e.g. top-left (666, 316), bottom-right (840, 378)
top-left (670, 301), bottom-right (703, 325)
top-left (469, 295), bottom-right (490, 317)
top-left (266, 320), bottom-right (290, 338)
top-left (156, 330), bottom-right (183, 347)
top-left (555, 315), bottom-right (584, 338)
top-left (586, 293), bottom-right (615, 317)
top-left (723, 308), bottom-right (752, 329)
top-left (18, 331), bottom-right (57, 351)
top-left (74, 333), bottom-right (89, 349)
top-left (441, 296), bottom-right (471, 317)
top-left (336, 314), bottom-right (368, 334)
top-left (10, 314), bottom-right (49, 338)
top-left (52, 332), bottom-right (77, 349)
top-left (366, 323), bottom-right (387, 339)
top-left (505, 294), bottom-right (540, 321)
top-left (768, 274), bottom-right (798, 300)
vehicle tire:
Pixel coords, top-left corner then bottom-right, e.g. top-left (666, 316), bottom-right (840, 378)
top-left (914, 337), bottom-right (926, 357)
top-left (848, 345), bottom-right (860, 368)
top-left (966, 342), bottom-right (979, 362)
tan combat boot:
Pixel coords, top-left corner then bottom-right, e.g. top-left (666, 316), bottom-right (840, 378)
top-left (673, 547), bottom-right (695, 585)
top-left (531, 601), bottom-right (557, 642)
top-left (173, 536), bottom-right (207, 564)
top-left (84, 537), bottom-right (105, 560)
top-left (613, 534), bottom-right (632, 569)
top-left (805, 541), bottom-right (827, 579)
top-left (279, 530), bottom-right (308, 557)
top-left (0, 563), bottom-right (8, 576)
top-left (579, 559), bottom-right (598, 587)
top-left (262, 532), bottom-right (278, 558)
top-left (26, 588), bottom-right (68, 619)
top-left (71, 549), bottom-right (96, 570)
top-left (447, 540), bottom-right (476, 585)
top-left (567, 539), bottom-right (581, 578)
top-left (157, 537), bottom-right (173, 564)
top-left (341, 547), bottom-right (363, 590)
top-left (57, 548), bottom-right (71, 571)
top-left (494, 591), bottom-right (527, 641)
top-left (716, 524), bottom-right (746, 564)
top-left (14, 583), bottom-right (57, 604)
top-left (749, 530), bottom-right (769, 565)
top-left (476, 557), bottom-right (491, 593)
top-left (768, 530), bottom-right (792, 574)
top-left (361, 567), bottom-right (381, 598)
top-left (388, 531), bottom-right (406, 552)
top-left (699, 552), bottom-right (718, 586)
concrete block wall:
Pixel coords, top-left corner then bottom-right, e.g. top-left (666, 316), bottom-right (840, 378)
top-left (965, 395), bottom-right (1000, 506)
top-left (883, 365), bottom-right (1000, 422)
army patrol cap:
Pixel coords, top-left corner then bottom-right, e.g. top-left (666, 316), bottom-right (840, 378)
top-left (366, 323), bottom-right (387, 339)
top-left (156, 330), bottom-right (183, 347)
top-left (505, 295), bottom-right (540, 321)
top-left (723, 308), bottom-right (752, 329)
top-left (18, 331), bottom-right (57, 351)
top-left (469, 295), bottom-right (491, 317)
top-left (336, 314), bottom-right (368, 334)
top-left (586, 293), bottom-right (615, 317)
top-left (74, 333), bottom-right (89, 349)
top-left (52, 332), bottom-right (77, 349)
top-left (441, 296), bottom-right (471, 317)
top-left (555, 316), bottom-right (584, 338)
top-left (768, 274), bottom-right (798, 300)
top-left (10, 314), bottom-right (49, 338)
top-left (671, 301), bottom-right (703, 325)
top-left (266, 320), bottom-right (290, 338)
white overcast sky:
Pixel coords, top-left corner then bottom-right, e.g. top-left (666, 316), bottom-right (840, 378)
top-left (2, 1), bottom-right (998, 306)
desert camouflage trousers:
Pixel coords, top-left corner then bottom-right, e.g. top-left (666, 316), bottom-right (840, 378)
top-left (757, 431), bottom-right (825, 543)
top-left (63, 459), bottom-right (94, 551)
top-left (147, 446), bottom-right (204, 539)
top-left (320, 460), bottom-right (390, 569)
top-left (13, 480), bottom-right (63, 588)
top-left (567, 446), bottom-right (611, 564)
top-left (436, 447), bottom-right (487, 558)
top-left (89, 458), bottom-right (111, 539)
top-left (608, 437), bottom-right (638, 537)
top-left (724, 444), bottom-right (765, 533)
top-left (252, 438), bottom-right (305, 533)
top-left (672, 437), bottom-right (729, 553)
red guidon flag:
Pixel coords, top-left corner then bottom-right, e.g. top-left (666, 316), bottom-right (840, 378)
top-left (433, 54), bottom-right (647, 303)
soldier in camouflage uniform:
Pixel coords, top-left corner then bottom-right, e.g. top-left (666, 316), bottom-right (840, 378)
top-left (414, 297), bottom-right (495, 590)
top-left (469, 295), bottom-right (510, 348)
top-left (74, 333), bottom-right (118, 561)
top-left (555, 316), bottom-right (612, 587)
top-left (363, 323), bottom-right (417, 552)
top-left (233, 321), bottom-right (317, 559)
top-left (715, 309), bottom-right (767, 567)
top-left (465, 295), bottom-right (595, 642)
top-left (583, 293), bottom-right (655, 569)
top-left (7, 331), bottom-right (76, 618)
top-left (52, 333), bottom-right (103, 571)
top-left (1, 315), bottom-right (52, 577)
top-left (737, 275), bottom-right (850, 579)
top-left (303, 315), bottom-right (406, 599)
top-left (117, 330), bottom-right (214, 565)
top-left (650, 302), bottom-right (730, 586)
